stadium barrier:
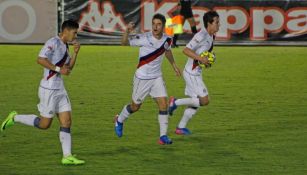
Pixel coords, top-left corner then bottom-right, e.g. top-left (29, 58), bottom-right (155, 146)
top-left (1, 0), bottom-right (306, 45)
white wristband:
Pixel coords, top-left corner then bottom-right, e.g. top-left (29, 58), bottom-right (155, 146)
top-left (55, 66), bottom-right (61, 73)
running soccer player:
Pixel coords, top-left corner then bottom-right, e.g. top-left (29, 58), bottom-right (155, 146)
top-left (169, 11), bottom-right (220, 135)
top-left (115, 14), bottom-right (181, 145)
top-left (1, 20), bottom-right (85, 165)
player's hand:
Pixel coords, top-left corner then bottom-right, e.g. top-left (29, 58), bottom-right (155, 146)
top-left (199, 56), bottom-right (210, 66)
top-left (60, 65), bottom-right (71, 75)
top-left (173, 64), bottom-right (181, 77)
top-left (72, 40), bottom-right (80, 54)
top-left (126, 22), bottom-right (135, 33)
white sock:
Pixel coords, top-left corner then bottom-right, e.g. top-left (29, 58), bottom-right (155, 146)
top-left (118, 105), bottom-right (132, 123)
top-left (158, 114), bottom-right (168, 136)
top-left (178, 107), bottom-right (197, 128)
top-left (175, 98), bottom-right (200, 107)
top-left (14, 114), bottom-right (38, 126)
top-left (59, 128), bottom-right (72, 157)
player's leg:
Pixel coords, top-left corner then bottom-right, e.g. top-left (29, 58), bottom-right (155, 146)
top-left (172, 18), bottom-right (186, 48)
top-left (114, 101), bottom-right (141, 137)
top-left (175, 106), bottom-right (198, 135)
top-left (116, 101), bottom-right (141, 123)
top-left (54, 89), bottom-right (84, 165)
top-left (57, 111), bottom-right (84, 165)
top-left (175, 74), bottom-right (209, 135)
top-left (154, 97), bottom-right (172, 144)
top-left (175, 94), bottom-right (209, 135)
top-left (150, 77), bottom-right (172, 145)
top-left (169, 71), bottom-right (202, 115)
top-left (115, 76), bottom-right (150, 137)
top-left (174, 96), bottom-right (208, 135)
top-left (1, 112), bottom-right (52, 131)
top-left (187, 17), bottom-right (197, 34)
top-left (169, 94), bottom-right (208, 113)
top-left (1, 87), bottom-right (55, 132)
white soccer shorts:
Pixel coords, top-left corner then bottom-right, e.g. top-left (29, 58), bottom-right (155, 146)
top-left (183, 70), bottom-right (209, 98)
top-left (37, 87), bottom-right (72, 118)
top-left (132, 76), bottom-right (168, 104)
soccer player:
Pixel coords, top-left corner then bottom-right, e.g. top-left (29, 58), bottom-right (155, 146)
top-left (1, 20), bottom-right (85, 165)
top-left (115, 14), bottom-right (181, 145)
top-left (172, 0), bottom-right (198, 48)
top-left (168, 11), bottom-right (220, 135)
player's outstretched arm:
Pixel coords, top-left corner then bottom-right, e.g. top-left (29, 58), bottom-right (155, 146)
top-left (121, 22), bottom-right (135, 46)
top-left (183, 47), bottom-right (209, 65)
top-left (67, 40), bottom-right (80, 70)
top-left (165, 50), bottom-right (181, 76)
top-left (37, 57), bottom-right (70, 75)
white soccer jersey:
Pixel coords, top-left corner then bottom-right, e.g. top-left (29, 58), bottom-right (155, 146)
top-left (184, 28), bottom-right (214, 76)
top-left (129, 32), bottom-right (172, 79)
top-left (38, 36), bottom-right (70, 90)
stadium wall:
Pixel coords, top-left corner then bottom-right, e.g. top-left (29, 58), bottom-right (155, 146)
top-left (1, 0), bottom-right (306, 45)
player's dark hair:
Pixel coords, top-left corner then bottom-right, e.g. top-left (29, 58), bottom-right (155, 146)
top-left (203, 11), bottom-right (219, 28)
top-left (152, 13), bottom-right (166, 26)
top-left (61, 19), bottom-right (79, 31)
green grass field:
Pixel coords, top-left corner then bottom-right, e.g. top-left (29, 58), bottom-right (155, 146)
top-left (0, 45), bottom-right (306, 175)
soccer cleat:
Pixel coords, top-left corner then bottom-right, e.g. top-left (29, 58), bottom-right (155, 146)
top-left (175, 128), bottom-right (191, 135)
top-left (1, 111), bottom-right (17, 132)
top-left (158, 135), bottom-right (173, 145)
top-left (61, 155), bottom-right (85, 165)
top-left (168, 96), bottom-right (177, 116)
top-left (114, 115), bottom-right (123, 137)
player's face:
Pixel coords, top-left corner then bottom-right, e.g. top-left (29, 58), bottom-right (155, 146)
top-left (152, 19), bottom-right (164, 37)
top-left (208, 17), bottom-right (220, 33)
top-left (65, 28), bottom-right (78, 42)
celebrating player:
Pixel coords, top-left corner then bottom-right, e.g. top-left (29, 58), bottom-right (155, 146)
top-left (169, 11), bottom-right (220, 135)
top-left (115, 14), bottom-right (181, 145)
top-left (1, 20), bottom-right (85, 165)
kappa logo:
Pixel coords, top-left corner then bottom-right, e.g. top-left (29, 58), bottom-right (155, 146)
top-left (79, 1), bottom-right (126, 33)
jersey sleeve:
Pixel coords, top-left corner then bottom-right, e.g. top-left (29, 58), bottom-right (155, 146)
top-left (38, 39), bottom-right (56, 60)
top-left (129, 33), bottom-right (146, 47)
top-left (186, 32), bottom-right (202, 52)
top-left (166, 37), bottom-right (172, 51)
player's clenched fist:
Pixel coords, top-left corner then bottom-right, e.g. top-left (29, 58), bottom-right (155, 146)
top-left (60, 65), bottom-right (71, 75)
top-left (72, 40), bottom-right (80, 54)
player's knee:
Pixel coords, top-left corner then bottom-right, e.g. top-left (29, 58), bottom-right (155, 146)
top-left (157, 99), bottom-right (168, 111)
top-left (39, 123), bottom-right (51, 130)
top-left (35, 117), bottom-right (52, 130)
top-left (159, 104), bottom-right (168, 111)
top-left (199, 98), bottom-right (209, 106)
top-left (130, 103), bottom-right (141, 112)
top-left (61, 120), bottom-right (71, 128)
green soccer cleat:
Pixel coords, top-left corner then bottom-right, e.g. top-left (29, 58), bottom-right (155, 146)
top-left (1, 111), bottom-right (17, 132)
top-left (61, 155), bottom-right (85, 165)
